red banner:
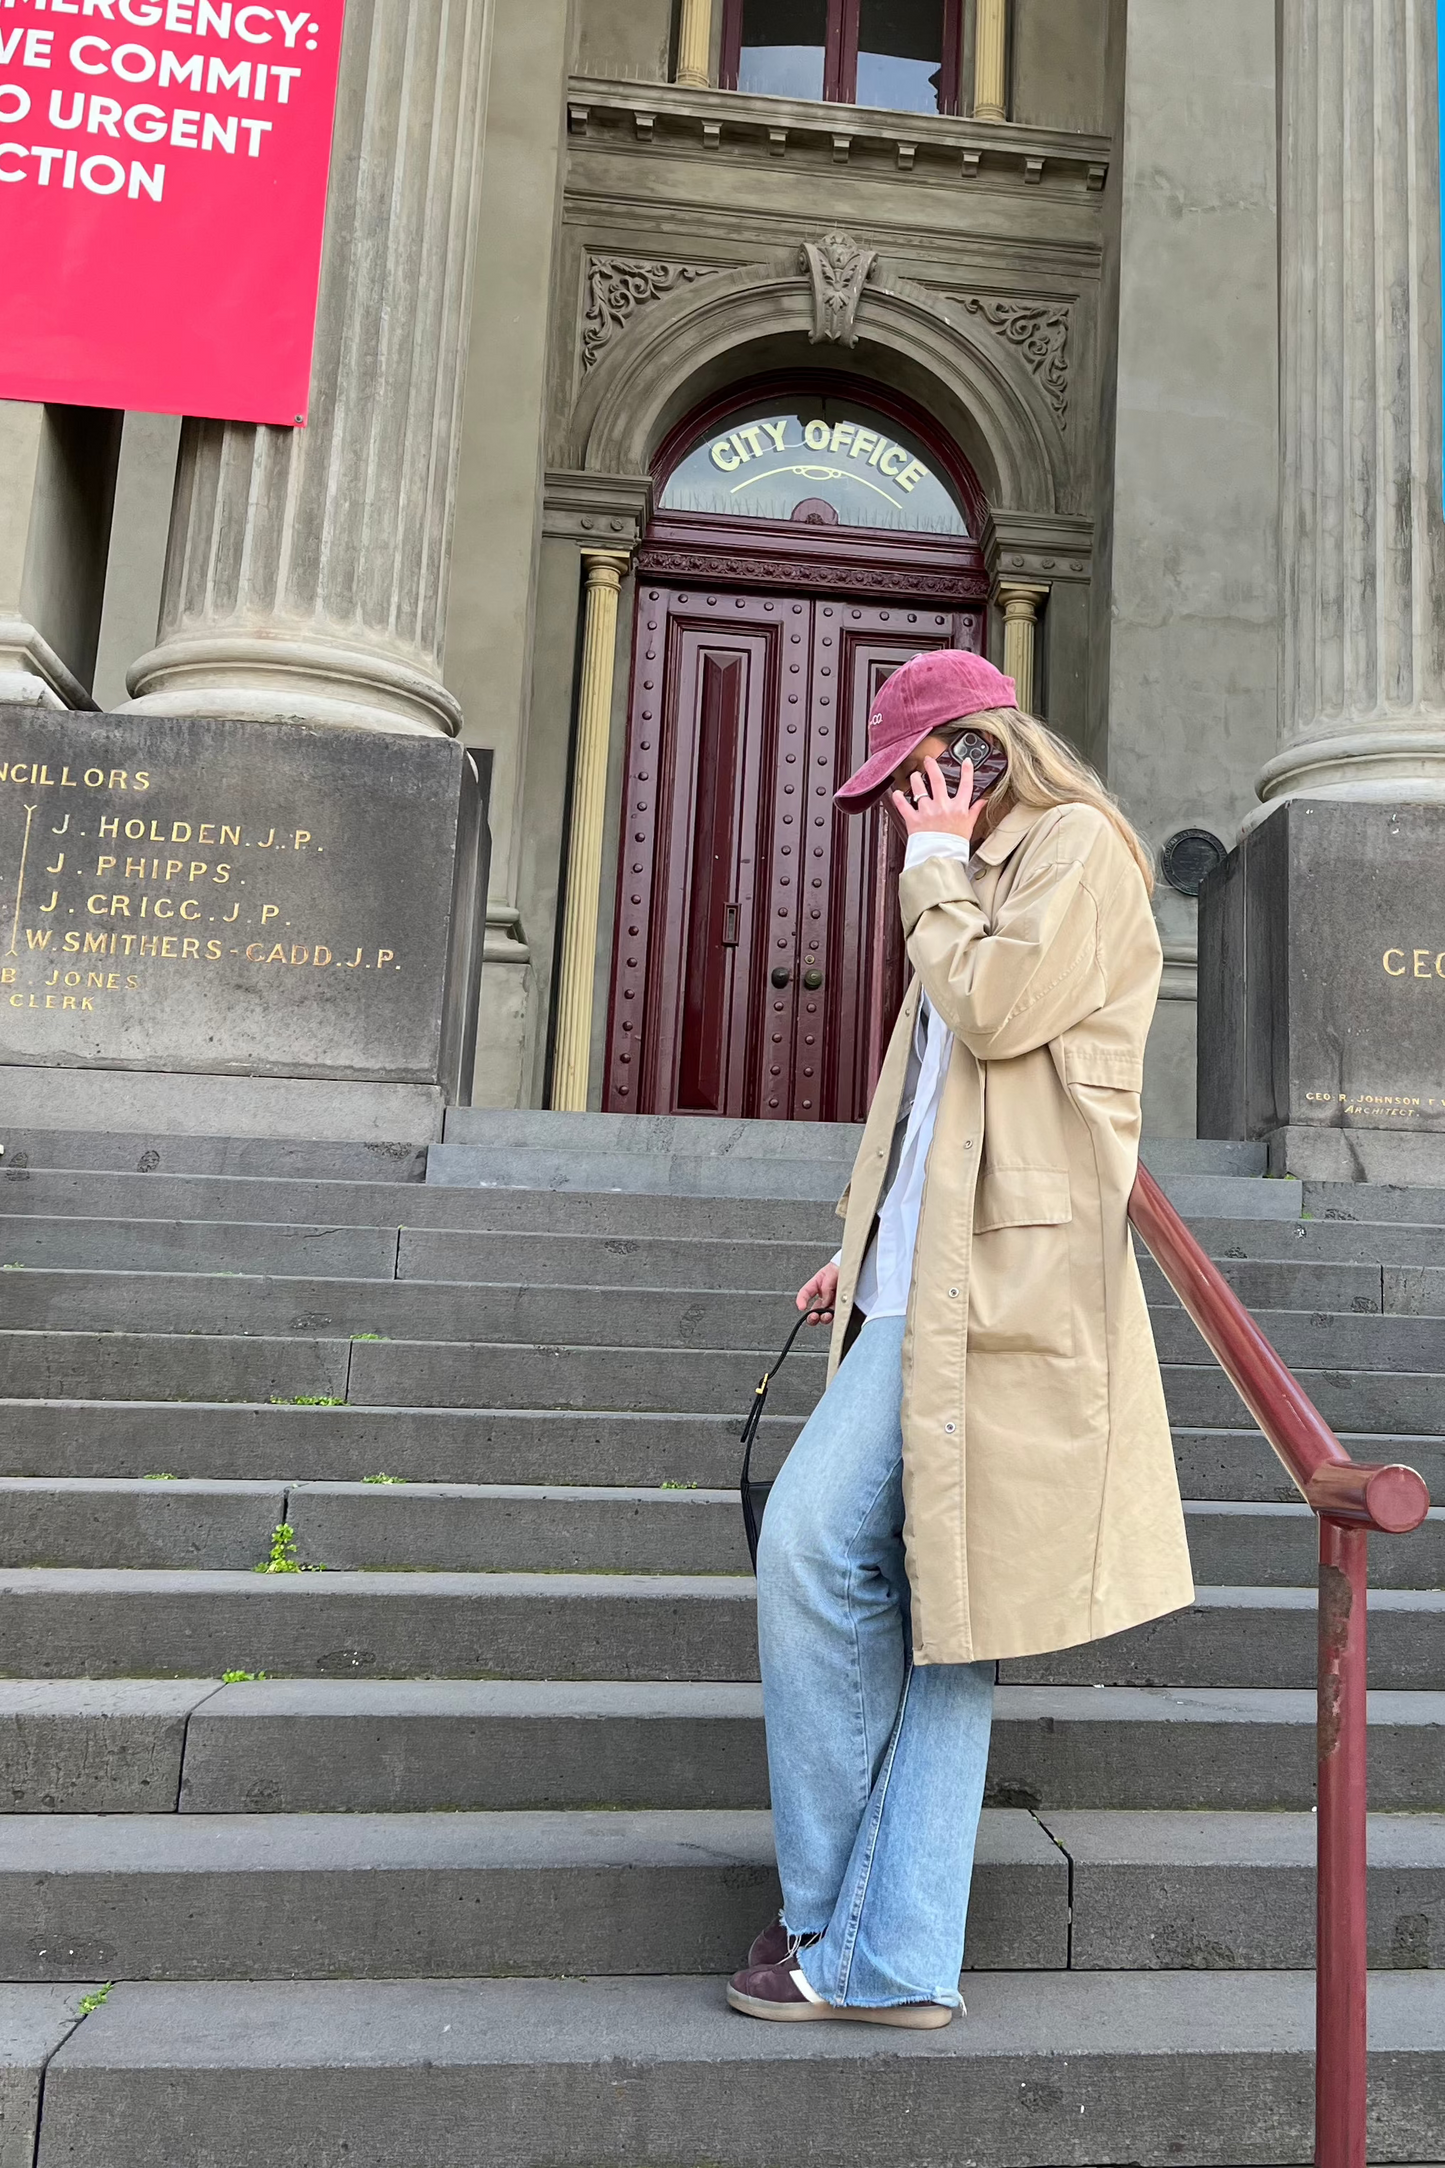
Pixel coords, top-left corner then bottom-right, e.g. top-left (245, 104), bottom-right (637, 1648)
top-left (0, 0), bottom-right (344, 425)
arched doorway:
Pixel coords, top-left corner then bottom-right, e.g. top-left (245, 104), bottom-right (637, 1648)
top-left (602, 375), bottom-right (988, 1124)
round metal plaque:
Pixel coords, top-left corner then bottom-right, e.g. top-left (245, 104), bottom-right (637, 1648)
top-left (1161, 828), bottom-right (1227, 897)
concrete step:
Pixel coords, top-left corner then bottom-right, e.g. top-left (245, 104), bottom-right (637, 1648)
top-left (1, 1166), bottom-right (843, 1242)
top-left (1306, 1179), bottom-right (1445, 1222)
top-left (10, 1328), bottom-right (1445, 1436)
top-left (0, 1568), bottom-right (765, 1683)
top-left (1000, 1586), bottom-right (1445, 1691)
top-left (7, 1677), bottom-right (1444, 1819)
top-left (0, 1399), bottom-right (803, 1487)
top-left (426, 1141), bottom-right (1306, 1220)
top-left (2, 1571), bottom-right (1442, 1689)
top-left (4, 1808), bottom-right (1442, 1983)
top-left (6, 1227), bottom-right (1445, 1317)
top-left (1179, 1502), bottom-right (1445, 1589)
top-left (27, 1970), bottom-right (1445, 2168)
top-left (0, 1480), bottom-right (289, 1571)
top-left (4, 1481), bottom-right (1441, 1587)
top-left (0, 1216), bottom-right (403, 1280)
top-left (440, 1109), bottom-right (864, 1160)
top-left (0, 1127), bottom-right (428, 1183)
top-left (0, 1219), bottom-right (829, 1293)
top-left (0, 1331), bottom-right (824, 1412)
top-left (0, 1807), bottom-right (1066, 1982)
top-left (1150, 1307), bottom-right (1445, 1369)
top-left (1140, 1139), bottom-right (1268, 1176)
top-left (1139, 1255), bottom-right (1387, 1312)
top-left (1045, 1810), bottom-right (1445, 1970)
top-left (1162, 1364), bottom-right (1445, 1435)
top-left (12, 1262), bottom-right (1441, 1349)
top-left (0, 1271), bottom-right (813, 1348)
top-left (4, 1399), bottom-right (1443, 1502)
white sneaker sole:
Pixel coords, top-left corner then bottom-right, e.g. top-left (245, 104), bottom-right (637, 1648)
top-left (726, 1985), bottom-right (956, 2029)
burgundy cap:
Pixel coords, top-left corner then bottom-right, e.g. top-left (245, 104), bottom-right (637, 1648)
top-left (835, 648), bottom-right (1016, 811)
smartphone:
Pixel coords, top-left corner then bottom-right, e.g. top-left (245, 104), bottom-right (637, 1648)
top-left (934, 728), bottom-right (1008, 805)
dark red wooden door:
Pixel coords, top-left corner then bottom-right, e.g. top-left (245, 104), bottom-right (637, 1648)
top-left (603, 582), bottom-right (981, 1122)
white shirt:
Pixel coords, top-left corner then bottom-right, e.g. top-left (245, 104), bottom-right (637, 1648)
top-left (838, 831), bottom-right (976, 1321)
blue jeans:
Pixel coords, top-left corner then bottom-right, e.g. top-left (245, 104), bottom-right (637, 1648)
top-left (756, 1314), bottom-right (994, 2009)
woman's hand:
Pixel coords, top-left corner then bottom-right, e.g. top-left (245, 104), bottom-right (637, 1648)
top-left (891, 754), bottom-right (985, 844)
top-left (796, 1261), bottom-right (839, 1323)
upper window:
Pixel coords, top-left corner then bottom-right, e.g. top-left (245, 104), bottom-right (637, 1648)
top-left (659, 396), bottom-right (969, 535)
top-left (721, 0), bottom-right (962, 115)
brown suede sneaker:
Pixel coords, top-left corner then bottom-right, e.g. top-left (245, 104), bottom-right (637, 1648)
top-left (746, 1916), bottom-right (820, 1969)
top-left (726, 1957), bottom-right (955, 2029)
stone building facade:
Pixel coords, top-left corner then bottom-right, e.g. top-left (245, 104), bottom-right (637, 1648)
top-left (2, 0), bottom-right (1439, 1141)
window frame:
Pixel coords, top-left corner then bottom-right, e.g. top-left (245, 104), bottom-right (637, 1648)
top-left (719, 0), bottom-right (963, 116)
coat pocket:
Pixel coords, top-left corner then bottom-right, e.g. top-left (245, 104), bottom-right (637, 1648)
top-left (969, 1169), bottom-right (1074, 1356)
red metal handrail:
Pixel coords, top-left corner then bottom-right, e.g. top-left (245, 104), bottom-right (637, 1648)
top-left (1128, 1164), bottom-right (1430, 2168)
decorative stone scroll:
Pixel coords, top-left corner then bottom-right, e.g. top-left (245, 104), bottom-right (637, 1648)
top-left (798, 232), bottom-right (878, 347)
top-left (951, 296), bottom-right (1072, 421)
top-left (582, 258), bottom-right (709, 372)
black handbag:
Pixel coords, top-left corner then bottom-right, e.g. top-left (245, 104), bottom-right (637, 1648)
top-left (739, 1308), bottom-right (828, 1572)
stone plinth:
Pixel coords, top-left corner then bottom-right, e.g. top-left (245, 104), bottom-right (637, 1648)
top-left (1199, 800), bottom-right (1445, 1178)
top-left (0, 710), bottom-right (488, 1130)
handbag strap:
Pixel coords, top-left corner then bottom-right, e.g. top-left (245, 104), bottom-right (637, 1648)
top-left (740, 1307), bottom-right (828, 1490)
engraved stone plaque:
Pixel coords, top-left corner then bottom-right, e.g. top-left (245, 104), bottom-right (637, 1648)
top-left (1198, 799), bottom-right (1445, 1140)
top-left (0, 709), bottom-right (488, 1094)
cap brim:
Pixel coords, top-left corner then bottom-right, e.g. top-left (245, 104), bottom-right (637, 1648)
top-left (834, 728), bottom-right (937, 812)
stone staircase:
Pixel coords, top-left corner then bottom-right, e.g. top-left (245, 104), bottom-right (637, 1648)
top-left (0, 1111), bottom-right (1442, 2167)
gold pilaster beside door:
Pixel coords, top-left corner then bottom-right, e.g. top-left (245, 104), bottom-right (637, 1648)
top-left (973, 0), bottom-right (1009, 121)
top-left (998, 581), bottom-right (1049, 715)
top-left (552, 551), bottom-right (630, 1112)
top-left (675, 0), bottom-right (712, 88)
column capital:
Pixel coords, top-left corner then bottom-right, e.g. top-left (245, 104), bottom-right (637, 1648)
top-left (580, 549), bottom-right (632, 592)
top-left (995, 579), bottom-right (1051, 619)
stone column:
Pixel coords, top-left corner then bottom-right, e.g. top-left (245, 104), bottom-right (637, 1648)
top-left (675, 0), bottom-right (712, 88)
top-left (552, 552), bottom-right (630, 1112)
top-left (124, 0), bottom-right (491, 738)
top-left (1260, 0), bottom-right (1445, 809)
top-left (973, 0), bottom-right (1009, 121)
top-left (997, 581), bottom-right (1048, 713)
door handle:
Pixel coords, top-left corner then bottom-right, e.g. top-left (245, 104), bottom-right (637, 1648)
top-left (722, 903), bottom-right (740, 948)
top-left (803, 968), bottom-right (824, 990)
top-left (771, 967), bottom-right (791, 989)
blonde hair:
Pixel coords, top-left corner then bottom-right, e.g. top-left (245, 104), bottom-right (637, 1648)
top-left (964, 706), bottom-right (1155, 896)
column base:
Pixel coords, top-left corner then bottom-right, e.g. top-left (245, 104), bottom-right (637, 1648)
top-left (1250, 723), bottom-right (1445, 827)
top-left (1265, 1124), bottom-right (1445, 1187)
top-left (1199, 798), bottom-right (1445, 1147)
top-left (0, 618), bottom-right (97, 711)
top-left (124, 630), bottom-right (462, 738)
top-left (0, 1065), bottom-right (445, 1146)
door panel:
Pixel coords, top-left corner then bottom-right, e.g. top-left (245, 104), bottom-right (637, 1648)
top-left (603, 583), bottom-right (981, 1122)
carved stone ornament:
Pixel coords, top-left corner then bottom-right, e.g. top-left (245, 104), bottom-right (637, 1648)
top-left (582, 257), bottom-right (708, 372)
top-left (799, 231), bottom-right (878, 347)
top-left (637, 545), bottom-right (987, 604)
top-left (952, 296), bottom-right (1072, 420)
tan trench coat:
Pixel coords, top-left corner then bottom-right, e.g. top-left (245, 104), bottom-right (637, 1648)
top-left (830, 798), bottom-right (1195, 1665)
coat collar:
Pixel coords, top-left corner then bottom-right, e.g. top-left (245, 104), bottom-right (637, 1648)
top-left (971, 798), bottom-right (1053, 867)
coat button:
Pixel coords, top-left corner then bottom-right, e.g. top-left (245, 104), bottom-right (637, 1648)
top-left (944, 1422), bottom-right (957, 1434)
top-left (948, 1288), bottom-right (959, 1298)
top-left (963, 1139), bottom-right (975, 1151)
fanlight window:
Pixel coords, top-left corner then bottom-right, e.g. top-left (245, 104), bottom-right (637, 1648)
top-left (723, 0), bottom-right (961, 116)
top-left (659, 399), bottom-right (969, 535)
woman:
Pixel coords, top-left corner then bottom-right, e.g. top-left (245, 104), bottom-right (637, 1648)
top-left (727, 647), bottom-right (1194, 2027)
